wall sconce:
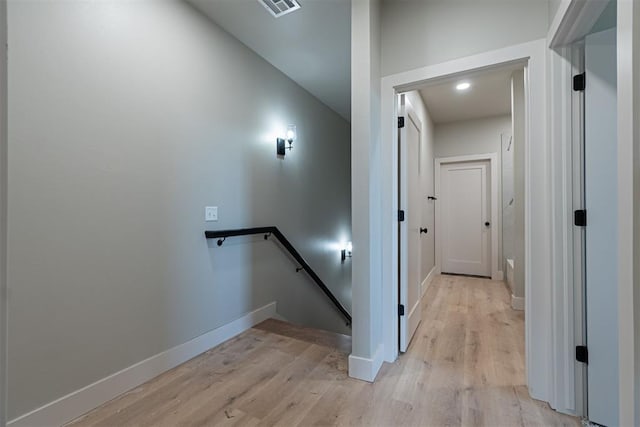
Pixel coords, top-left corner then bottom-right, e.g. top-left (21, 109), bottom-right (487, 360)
top-left (277, 124), bottom-right (297, 156)
top-left (341, 241), bottom-right (352, 262)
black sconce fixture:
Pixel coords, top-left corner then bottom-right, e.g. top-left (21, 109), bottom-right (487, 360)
top-left (341, 241), bottom-right (353, 262)
top-left (277, 124), bottom-right (297, 156)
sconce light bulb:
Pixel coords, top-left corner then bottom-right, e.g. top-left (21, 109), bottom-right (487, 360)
top-left (346, 241), bottom-right (353, 253)
top-left (286, 125), bottom-right (297, 143)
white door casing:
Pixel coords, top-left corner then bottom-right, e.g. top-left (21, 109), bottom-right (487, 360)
top-left (434, 153), bottom-right (499, 282)
top-left (440, 161), bottom-right (491, 277)
top-left (380, 41), bottom-right (548, 404)
top-left (584, 27), bottom-right (618, 427)
top-left (398, 95), bottom-right (422, 353)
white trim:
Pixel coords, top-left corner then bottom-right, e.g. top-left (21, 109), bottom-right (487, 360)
top-left (421, 266), bottom-right (437, 297)
top-left (547, 0), bottom-right (572, 46)
top-left (348, 344), bottom-right (384, 383)
top-left (547, 43), bottom-right (586, 417)
top-left (617, 1), bottom-right (640, 425)
top-left (511, 295), bottom-right (525, 311)
top-left (550, 3), bottom-right (640, 422)
top-left (381, 39), bottom-right (551, 404)
top-left (398, 95), bottom-right (423, 353)
top-left (0, 1), bottom-right (7, 424)
top-left (569, 44), bottom-right (587, 418)
top-left (434, 153), bottom-right (500, 281)
top-left (8, 302), bottom-right (278, 427)
top-left (548, 0), bottom-right (609, 49)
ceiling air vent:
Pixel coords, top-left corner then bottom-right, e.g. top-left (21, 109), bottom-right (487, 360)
top-left (258, 0), bottom-right (301, 18)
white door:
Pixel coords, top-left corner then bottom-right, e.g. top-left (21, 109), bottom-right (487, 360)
top-left (440, 161), bottom-right (491, 277)
top-left (585, 27), bottom-right (618, 427)
top-left (399, 95), bottom-right (422, 352)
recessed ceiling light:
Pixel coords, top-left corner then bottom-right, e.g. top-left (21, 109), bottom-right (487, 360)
top-left (456, 82), bottom-right (471, 91)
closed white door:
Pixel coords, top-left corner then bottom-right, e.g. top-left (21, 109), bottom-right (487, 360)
top-left (440, 161), bottom-right (491, 277)
top-left (585, 27), bottom-right (618, 427)
top-left (399, 95), bottom-right (422, 352)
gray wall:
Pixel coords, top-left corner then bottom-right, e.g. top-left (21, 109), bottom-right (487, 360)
top-left (434, 115), bottom-right (511, 158)
top-left (404, 91), bottom-right (435, 283)
top-left (0, 0), bottom-right (7, 424)
top-left (434, 114), bottom-right (512, 277)
top-left (7, 0), bottom-right (351, 420)
top-left (512, 70), bottom-right (525, 299)
top-left (549, 0), bottom-right (563, 24)
top-left (380, 0), bottom-right (549, 76)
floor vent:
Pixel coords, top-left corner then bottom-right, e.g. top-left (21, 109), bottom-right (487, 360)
top-left (258, 0), bottom-right (301, 18)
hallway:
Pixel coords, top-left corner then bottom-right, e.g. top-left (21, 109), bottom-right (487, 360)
top-left (69, 276), bottom-right (578, 426)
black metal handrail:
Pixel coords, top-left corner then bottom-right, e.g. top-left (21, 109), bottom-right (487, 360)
top-left (204, 227), bottom-right (352, 326)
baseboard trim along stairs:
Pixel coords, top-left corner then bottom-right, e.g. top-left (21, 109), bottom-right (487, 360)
top-left (8, 302), bottom-right (278, 427)
top-left (511, 295), bottom-right (525, 311)
top-left (348, 344), bottom-right (384, 383)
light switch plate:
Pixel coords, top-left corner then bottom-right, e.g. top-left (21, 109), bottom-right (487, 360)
top-left (205, 206), bottom-right (218, 222)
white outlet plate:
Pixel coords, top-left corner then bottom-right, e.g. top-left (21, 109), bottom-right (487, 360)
top-left (205, 206), bottom-right (218, 222)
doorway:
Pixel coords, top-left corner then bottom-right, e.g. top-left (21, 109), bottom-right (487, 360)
top-left (579, 13), bottom-right (619, 427)
top-left (546, 1), bottom-right (620, 422)
top-left (583, 26), bottom-right (619, 426)
top-left (381, 40), bottom-right (552, 404)
top-left (437, 158), bottom-right (493, 278)
top-left (396, 62), bottom-right (524, 353)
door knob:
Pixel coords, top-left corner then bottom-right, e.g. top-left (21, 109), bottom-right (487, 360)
top-left (420, 227), bottom-right (428, 234)
top-left (485, 222), bottom-right (491, 227)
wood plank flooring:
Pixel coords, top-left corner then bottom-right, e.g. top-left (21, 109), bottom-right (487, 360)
top-left (68, 275), bottom-right (578, 426)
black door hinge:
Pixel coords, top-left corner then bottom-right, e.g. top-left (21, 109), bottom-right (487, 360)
top-left (573, 73), bottom-right (586, 91)
top-left (574, 209), bottom-right (587, 227)
top-left (576, 345), bottom-right (588, 364)
top-left (398, 116), bottom-right (405, 128)
top-left (398, 210), bottom-right (405, 222)
top-left (398, 304), bottom-right (405, 316)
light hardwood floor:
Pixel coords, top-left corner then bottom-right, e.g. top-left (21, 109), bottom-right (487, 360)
top-left (69, 275), bottom-right (578, 426)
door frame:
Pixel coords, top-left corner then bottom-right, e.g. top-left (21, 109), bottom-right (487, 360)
top-left (397, 94), bottom-right (423, 352)
top-left (434, 154), bottom-right (499, 281)
top-left (380, 39), bottom-right (551, 403)
top-left (548, 0), bottom-right (640, 421)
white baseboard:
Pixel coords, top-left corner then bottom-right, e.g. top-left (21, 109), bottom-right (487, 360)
top-left (348, 344), bottom-right (384, 383)
top-left (511, 295), bottom-right (525, 311)
top-left (493, 270), bottom-right (505, 281)
top-left (8, 302), bottom-right (277, 427)
top-left (421, 266), bottom-right (437, 296)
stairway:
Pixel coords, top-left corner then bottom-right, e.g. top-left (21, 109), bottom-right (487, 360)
top-left (68, 318), bottom-right (352, 426)
top-left (254, 318), bottom-right (352, 354)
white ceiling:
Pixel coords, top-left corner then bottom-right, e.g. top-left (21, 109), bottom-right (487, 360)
top-left (419, 65), bottom-right (523, 124)
top-left (188, 0), bottom-right (351, 121)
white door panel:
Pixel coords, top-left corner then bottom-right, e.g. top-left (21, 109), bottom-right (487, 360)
top-left (585, 27), bottom-right (618, 427)
top-left (399, 95), bottom-right (422, 352)
top-left (440, 161), bottom-right (491, 277)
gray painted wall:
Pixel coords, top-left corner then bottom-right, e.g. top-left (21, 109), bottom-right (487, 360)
top-left (380, 0), bottom-right (549, 76)
top-left (7, 0), bottom-right (350, 420)
top-left (549, 0), bottom-right (563, 25)
top-left (0, 0), bottom-right (7, 424)
top-left (434, 114), bottom-right (512, 278)
top-left (404, 91), bottom-right (435, 283)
